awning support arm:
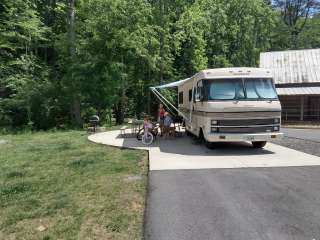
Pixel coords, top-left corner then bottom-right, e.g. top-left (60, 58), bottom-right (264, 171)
top-left (150, 88), bottom-right (176, 117)
top-left (150, 87), bottom-right (190, 123)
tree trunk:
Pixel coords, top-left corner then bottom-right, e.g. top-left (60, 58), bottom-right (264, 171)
top-left (72, 98), bottom-right (82, 126)
top-left (159, 0), bottom-right (164, 85)
top-left (291, 29), bottom-right (300, 49)
top-left (114, 98), bottom-right (124, 124)
top-left (68, 0), bottom-right (82, 127)
top-left (68, 0), bottom-right (76, 57)
top-left (114, 55), bottom-right (127, 124)
top-left (115, 77), bottom-right (126, 124)
top-left (107, 108), bottom-right (112, 127)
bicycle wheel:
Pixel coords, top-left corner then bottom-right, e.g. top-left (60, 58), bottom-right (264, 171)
top-left (142, 132), bottom-right (154, 145)
top-left (136, 128), bottom-right (144, 141)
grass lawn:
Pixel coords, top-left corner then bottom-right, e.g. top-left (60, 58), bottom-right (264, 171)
top-left (0, 131), bottom-right (148, 240)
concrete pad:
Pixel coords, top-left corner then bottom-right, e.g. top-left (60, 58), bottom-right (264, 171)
top-left (88, 130), bottom-right (320, 171)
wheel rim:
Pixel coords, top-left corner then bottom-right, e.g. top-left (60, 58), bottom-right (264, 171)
top-left (142, 132), bottom-right (153, 145)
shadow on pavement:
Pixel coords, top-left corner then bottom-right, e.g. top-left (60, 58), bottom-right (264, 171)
top-left (121, 133), bottom-right (275, 156)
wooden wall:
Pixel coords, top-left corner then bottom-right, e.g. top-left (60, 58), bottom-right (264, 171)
top-left (279, 95), bottom-right (320, 121)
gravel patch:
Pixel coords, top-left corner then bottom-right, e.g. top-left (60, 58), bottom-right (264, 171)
top-left (271, 136), bottom-right (320, 158)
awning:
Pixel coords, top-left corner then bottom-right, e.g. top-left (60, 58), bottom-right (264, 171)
top-left (149, 79), bottom-right (191, 122)
top-left (276, 87), bottom-right (320, 96)
top-left (151, 78), bottom-right (190, 89)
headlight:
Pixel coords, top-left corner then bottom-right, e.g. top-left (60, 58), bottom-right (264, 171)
top-left (274, 126), bottom-right (279, 131)
top-left (211, 120), bottom-right (218, 125)
top-left (211, 127), bottom-right (218, 132)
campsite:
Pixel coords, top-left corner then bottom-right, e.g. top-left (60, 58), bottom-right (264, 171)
top-left (1, 0), bottom-right (320, 239)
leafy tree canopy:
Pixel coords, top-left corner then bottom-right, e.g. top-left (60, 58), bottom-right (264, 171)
top-left (0, 0), bottom-right (319, 129)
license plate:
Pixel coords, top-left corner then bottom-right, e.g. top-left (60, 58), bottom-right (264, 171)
top-left (246, 136), bottom-right (255, 141)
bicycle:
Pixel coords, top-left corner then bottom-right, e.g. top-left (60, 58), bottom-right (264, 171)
top-left (136, 122), bottom-right (159, 145)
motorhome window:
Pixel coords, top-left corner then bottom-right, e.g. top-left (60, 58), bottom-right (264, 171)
top-left (245, 78), bottom-right (278, 99)
top-left (189, 89), bottom-right (192, 102)
top-left (196, 81), bottom-right (203, 101)
top-left (205, 78), bottom-right (277, 101)
top-left (178, 91), bottom-right (183, 104)
top-left (207, 79), bottom-right (245, 100)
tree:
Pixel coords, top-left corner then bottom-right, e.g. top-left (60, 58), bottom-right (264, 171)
top-left (297, 13), bottom-right (320, 48)
top-left (174, 2), bottom-right (208, 75)
top-left (2, 0), bottom-right (318, 130)
top-left (273, 0), bottom-right (320, 47)
top-left (0, 0), bottom-right (50, 128)
top-left (175, 0), bottom-right (274, 71)
top-left (70, 0), bottom-right (159, 123)
top-left (67, 0), bottom-right (82, 126)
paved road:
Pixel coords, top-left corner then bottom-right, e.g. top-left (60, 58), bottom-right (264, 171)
top-left (282, 128), bottom-right (320, 142)
top-left (145, 167), bottom-right (320, 240)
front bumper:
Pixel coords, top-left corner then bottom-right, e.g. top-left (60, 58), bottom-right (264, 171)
top-left (205, 132), bottom-right (284, 142)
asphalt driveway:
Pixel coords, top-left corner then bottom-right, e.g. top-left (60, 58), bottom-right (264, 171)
top-left (145, 167), bottom-right (320, 240)
top-left (89, 130), bottom-right (320, 240)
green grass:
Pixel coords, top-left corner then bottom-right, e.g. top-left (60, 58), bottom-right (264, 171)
top-left (0, 131), bottom-right (148, 240)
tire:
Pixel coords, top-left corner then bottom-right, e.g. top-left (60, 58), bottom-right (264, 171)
top-left (195, 128), bottom-right (204, 144)
top-left (136, 128), bottom-right (144, 141)
top-left (186, 130), bottom-right (192, 136)
top-left (205, 140), bottom-right (215, 149)
top-left (252, 141), bottom-right (267, 148)
top-left (142, 132), bottom-right (154, 145)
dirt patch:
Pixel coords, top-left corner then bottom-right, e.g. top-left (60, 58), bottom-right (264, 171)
top-left (124, 175), bottom-right (142, 182)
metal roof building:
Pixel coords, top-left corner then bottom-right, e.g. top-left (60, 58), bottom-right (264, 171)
top-left (260, 49), bottom-right (320, 121)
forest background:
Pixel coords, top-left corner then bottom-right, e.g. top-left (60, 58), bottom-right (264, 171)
top-left (1, 0), bottom-right (319, 130)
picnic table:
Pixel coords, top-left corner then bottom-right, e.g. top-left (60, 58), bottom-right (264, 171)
top-left (119, 119), bottom-right (144, 138)
top-left (122, 118), bottom-right (183, 138)
top-left (129, 119), bottom-right (144, 134)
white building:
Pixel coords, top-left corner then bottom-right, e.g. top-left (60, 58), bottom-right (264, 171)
top-left (260, 48), bottom-right (320, 121)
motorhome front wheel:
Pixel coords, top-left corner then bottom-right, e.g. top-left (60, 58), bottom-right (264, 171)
top-left (252, 141), bottom-right (267, 148)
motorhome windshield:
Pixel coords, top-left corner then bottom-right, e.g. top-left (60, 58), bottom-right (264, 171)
top-left (205, 78), bottom-right (278, 100)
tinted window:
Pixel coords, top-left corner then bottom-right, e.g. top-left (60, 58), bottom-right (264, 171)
top-left (208, 79), bottom-right (245, 100)
top-left (205, 78), bottom-right (277, 100)
top-left (196, 81), bottom-right (203, 101)
top-left (178, 91), bottom-right (183, 104)
top-left (245, 78), bottom-right (278, 99)
top-left (189, 89), bottom-right (192, 101)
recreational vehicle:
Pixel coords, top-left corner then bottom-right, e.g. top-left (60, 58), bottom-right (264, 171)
top-left (151, 67), bottom-right (283, 148)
